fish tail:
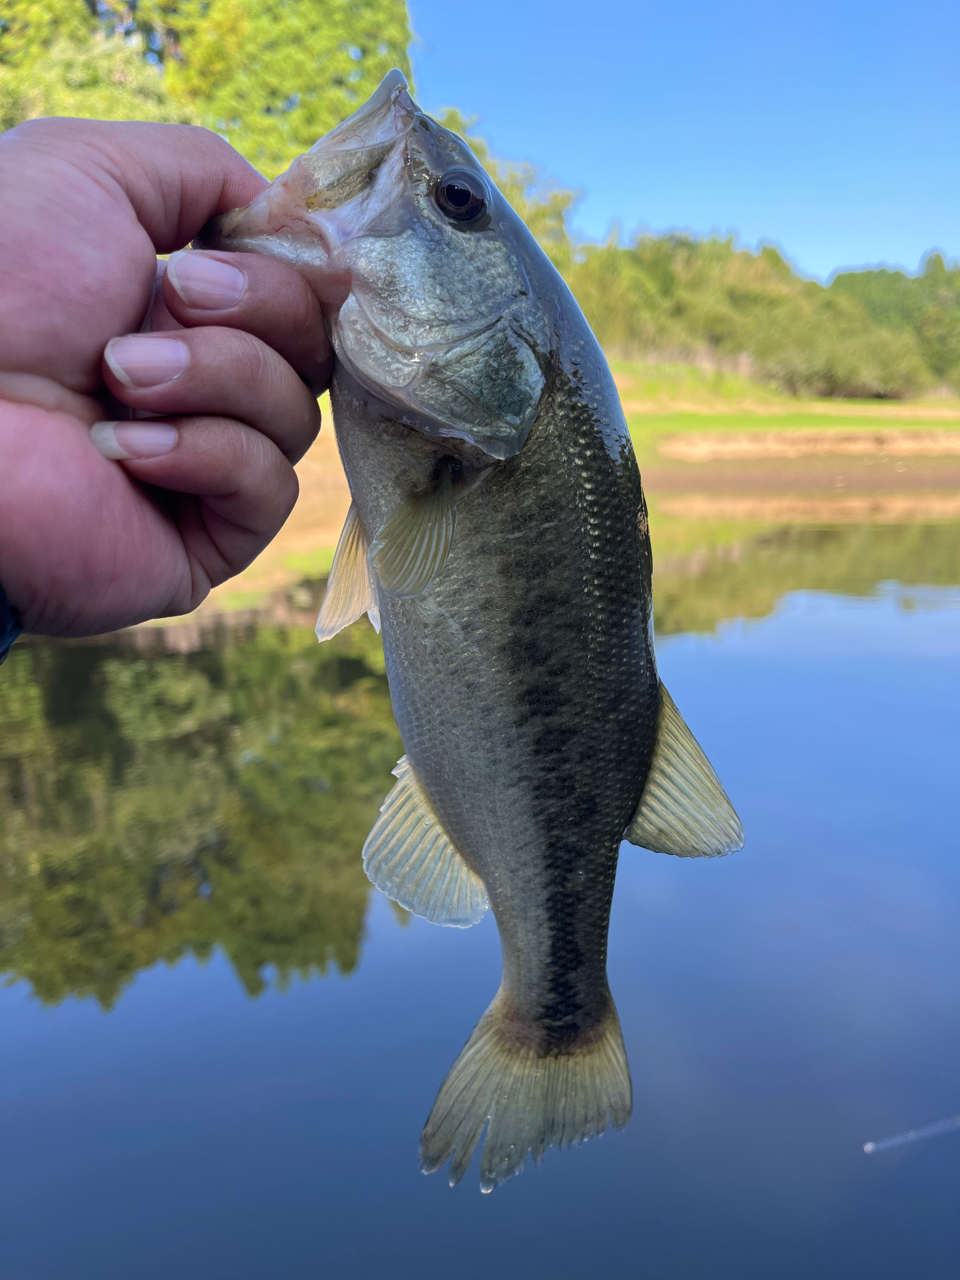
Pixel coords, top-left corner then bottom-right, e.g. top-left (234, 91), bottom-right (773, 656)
top-left (419, 993), bottom-right (632, 1192)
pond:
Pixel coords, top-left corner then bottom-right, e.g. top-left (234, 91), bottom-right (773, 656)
top-left (1, 521), bottom-right (959, 1278)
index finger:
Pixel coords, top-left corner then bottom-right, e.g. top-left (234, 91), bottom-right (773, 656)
top-left (161, 250), bottom-right (333, 393)
top-left (80, 120), bottom-right (269, 252)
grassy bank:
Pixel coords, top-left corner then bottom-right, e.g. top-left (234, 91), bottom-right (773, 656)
top-left (613, 359), bottom-right (960, 464)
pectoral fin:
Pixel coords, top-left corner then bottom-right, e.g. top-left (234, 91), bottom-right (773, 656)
top-left (369, 474), bottom-right (457, 598)
top-left (316, 503), bottom-right (380, 641)
top-left (363, 756), bottom-right (488, 926)
top-left (625, 684), bottom-right (744, 857)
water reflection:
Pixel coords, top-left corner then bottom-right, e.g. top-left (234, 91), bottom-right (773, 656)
top-left (1, 521), bottom-right (956, 1013)
top-left (652, 522), bottom-right (960, 635)
top-left (0, 621), bottom-right (401, 1007)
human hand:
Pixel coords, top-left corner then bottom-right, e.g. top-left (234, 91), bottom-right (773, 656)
top-left (0, 118), bottom-right (332, 637)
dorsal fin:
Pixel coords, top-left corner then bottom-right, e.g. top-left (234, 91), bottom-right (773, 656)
top-left (315, 502), bottom-right (380, 641)
top-left (369, 473), bottom-right (457, 598)
top-left (625, 684), bottom-right (744, 857)
top-left (363, 756), bottom-right (488, 927)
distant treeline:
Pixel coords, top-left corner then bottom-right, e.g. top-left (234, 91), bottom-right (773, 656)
top-left (457, 115), bottom-right (960, 400)
top-left (3, 1), bottom-right (957, 399)
top-left (830, 257), bottom-right (960, 393)
top-left (568, 242), bottom-right (958, 399)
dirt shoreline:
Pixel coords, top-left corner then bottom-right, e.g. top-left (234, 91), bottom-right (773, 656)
top-left (621, 398), bottom-right (960, 421)
top-left (659, 429), bottom-right (960, 461)
top-left (657, 492), bottom-right (960, 524)
top-left (192, 415), bottom-right (960, 619)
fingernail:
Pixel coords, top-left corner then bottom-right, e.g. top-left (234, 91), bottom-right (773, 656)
top-left (167, 251), bottom-right (245, 310)
top-left (105, 335), bottom-right (189, 389)
top-left (90, 422), bottom-right (179, 460)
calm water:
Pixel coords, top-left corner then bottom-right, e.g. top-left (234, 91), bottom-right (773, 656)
top-left (1, 525), bottom-right (959, 1279)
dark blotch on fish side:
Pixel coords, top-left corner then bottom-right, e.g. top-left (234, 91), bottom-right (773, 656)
top-left (492, 366), bottom-right (656, 1053)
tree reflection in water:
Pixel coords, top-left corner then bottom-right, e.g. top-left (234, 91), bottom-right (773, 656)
top-left (0, 619), bottom-right (401, 1007)
top-left (1, 520), bottom-right (957, 1008)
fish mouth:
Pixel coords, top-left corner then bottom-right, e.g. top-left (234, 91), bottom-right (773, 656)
top-left (297, 70), bottom-right (418, 218)
top-left (197, 70), bottom-right (419, 271)
top-left (313, 68), bottom-right (417, 155)
top-left (199, 71), bottom-right (545, 459)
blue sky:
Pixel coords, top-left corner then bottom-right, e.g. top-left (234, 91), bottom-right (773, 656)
top-left (407, 0), bottom-right (958, 281)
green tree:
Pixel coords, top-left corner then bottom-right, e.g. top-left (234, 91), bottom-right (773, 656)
top-left (831, 252), bottom-right (960, 390)
top-left (1, 0), bottom-right (412, 174)
top-left (565, 235), bottom-right (930, 398)
top-left (0, 1), bottom-right (192, 129)
top-left (0, 0), bottom-right (96, 70)
top-left (152, 0), bottom-right (412, 176)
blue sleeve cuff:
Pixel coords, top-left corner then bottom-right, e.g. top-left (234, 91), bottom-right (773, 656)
top-left (0, 584), bottom-right (22, 665)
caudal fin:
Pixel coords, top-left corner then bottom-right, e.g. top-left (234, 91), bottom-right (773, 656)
top-left (419, 995), bottom-right (632, 1192)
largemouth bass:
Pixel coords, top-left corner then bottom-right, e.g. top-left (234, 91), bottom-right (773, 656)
top-left (200, 71), bottom-right (743, 1192)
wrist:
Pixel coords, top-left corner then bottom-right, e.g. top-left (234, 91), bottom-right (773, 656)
top-left (0, 583), bottom-right (22, 665)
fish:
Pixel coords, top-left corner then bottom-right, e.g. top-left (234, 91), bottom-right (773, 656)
top-left (199, 70), bottom-right (744, 1192)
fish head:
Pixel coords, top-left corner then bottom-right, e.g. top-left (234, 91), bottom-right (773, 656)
top-left (199, 71), bottom-right (550, 460)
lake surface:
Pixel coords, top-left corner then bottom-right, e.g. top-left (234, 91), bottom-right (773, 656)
top-left (1, 523), bottom-right (959, 1279)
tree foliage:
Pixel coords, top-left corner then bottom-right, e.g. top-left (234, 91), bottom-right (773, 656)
top-left (0, 0), bottom-right (192, 128)
top-left (148, 0), bottom-right (412, 175)
top-left (830, 252), bottom-right (960, 388)
top-left (564, 236), bottom-right (931, 398)
top-left (0, 0), bottom-right (411, 172)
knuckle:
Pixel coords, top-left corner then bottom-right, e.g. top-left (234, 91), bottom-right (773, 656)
top-left (283, 273), bottom-right (318, 338)
top-left (196, 125), bottom-right (232, 151)
top-left (8, 117), bottom-right (71, 152)
top-left (185, 329), bottom-right (318, 455)
top-left (238, 429), bottom-right (297, 525)
top-left (192, 327), bottom-right (265, 390)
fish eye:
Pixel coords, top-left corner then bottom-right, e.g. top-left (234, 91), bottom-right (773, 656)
top-left (435, 169), bottom-right (486, 222)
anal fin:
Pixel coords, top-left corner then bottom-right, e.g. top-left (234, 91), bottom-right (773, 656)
top-left (316, 502), bottom-right (380, 641)
top-left (625, 684), bottom-right (744, 857)
top-left (363, 756), bottom-right (488, 927)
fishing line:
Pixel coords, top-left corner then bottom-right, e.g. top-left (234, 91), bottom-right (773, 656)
top-left (863, 1114), bottom-right (960, 1154)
